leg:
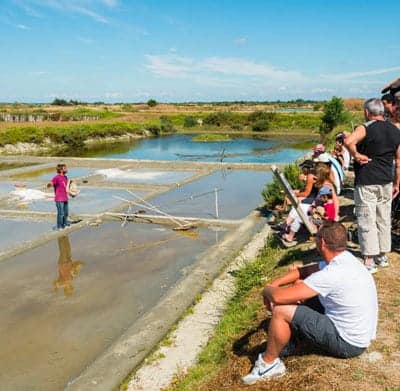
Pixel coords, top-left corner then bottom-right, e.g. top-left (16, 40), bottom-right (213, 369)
top-left (376, 183), bottom-right (392, 254)
top-left (56, 202), bottom-right (63, 229)
top-left (63, 202), bottom-right (69, 226)
top-left (263, 305), bottom-right (297, 363)
top-left (354, 185), bottom-right (379, 259)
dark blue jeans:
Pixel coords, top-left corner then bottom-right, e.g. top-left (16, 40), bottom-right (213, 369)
top-left (56, 201), bottom-right (69, 229)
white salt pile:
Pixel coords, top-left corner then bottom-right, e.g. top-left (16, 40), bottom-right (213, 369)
top-left (96, 168), bottom-right (163, 181)
top-left (10, 188), bottom-right (51, 202)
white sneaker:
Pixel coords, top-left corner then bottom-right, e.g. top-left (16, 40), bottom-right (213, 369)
top-left (374, 255), bottom-right (389, 268)
top-left (365, 263), bottom-right (378, 274)
top-left (242, 354), bottom-right (286, 385)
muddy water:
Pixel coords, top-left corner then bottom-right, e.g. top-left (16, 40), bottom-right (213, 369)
top-left (0, 222), bottom-right (226, 390)
top-left (147, 169), bottom-right (272, 220)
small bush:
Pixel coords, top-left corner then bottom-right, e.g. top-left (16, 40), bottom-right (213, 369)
top-left (262, 164), bottom-right (302, 209)
top-left (231, 123), bottom-right (243, 131)
top-left (184, 116), bottom-right (197, 127)
top-left (203, 111), bottom-right (235, 126)
top-left (160, 116), bottom-right (176, 133)
top-left (252, 119), bottom-right (269, 132)
top-left (247, 110), bottom-right (276, 123)
top-left (145, 125), bottom-right (161, 136)
top-left (60, 129), bottom-right (85, 148)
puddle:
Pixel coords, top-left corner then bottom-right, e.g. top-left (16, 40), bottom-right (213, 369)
top-left (10, 167), bottom-right (95, 181)
top-left (147, 170), bottom-right (272, 220)
top-left (3, 188), bottom-right (147, 214)
top-left (95, 168), bottom-right (195, 184)
top-left (0, 218), bottom-right (53, 253)
top-left (0, 222), bottom-right (227, 390)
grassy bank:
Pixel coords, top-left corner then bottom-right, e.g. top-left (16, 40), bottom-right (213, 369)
top-left (168, 235), bottom-right (400, 391)
top-left (0, 111), bottom-right (321, 151)
top-left (0, 122), bottom-right (146, 148)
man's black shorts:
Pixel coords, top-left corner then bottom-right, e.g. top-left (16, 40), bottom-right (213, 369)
top-left (291, 305), bottom-right (365, 358)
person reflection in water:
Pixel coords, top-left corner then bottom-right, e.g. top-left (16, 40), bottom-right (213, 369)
top-left (54, 235), bottom-right (83, 296)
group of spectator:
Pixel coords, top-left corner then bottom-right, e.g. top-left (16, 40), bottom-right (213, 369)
top-left (242, 78), bottom-right (400, 384)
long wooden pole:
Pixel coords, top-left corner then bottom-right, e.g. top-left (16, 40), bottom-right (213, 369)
top-left (271, 165), bottom-right (317, 235)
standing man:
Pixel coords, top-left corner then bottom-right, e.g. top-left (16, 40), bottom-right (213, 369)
top-left (242, 222), bottom-right (378, 385)
top-left (345, 98), bottom-right (400, 273)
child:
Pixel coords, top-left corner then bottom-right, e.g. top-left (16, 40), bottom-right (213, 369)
top-left (311, 186), bottom-right (336, 223)
top-left (48, 164), bottom-right (70, 230)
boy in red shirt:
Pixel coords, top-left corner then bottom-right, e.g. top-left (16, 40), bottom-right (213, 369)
top-left (48, 164), bottom-right (70, 230)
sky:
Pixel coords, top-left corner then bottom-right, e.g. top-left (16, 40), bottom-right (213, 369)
top-left (1, 0), bottom-right (400, 102)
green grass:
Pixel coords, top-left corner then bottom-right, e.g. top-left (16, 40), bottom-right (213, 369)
top-left (170, 238), bottom-right (285, 391)
top-left (0, 122), bottom-right (145, 147)
top-left (192, 134), bottom-right (232, 142)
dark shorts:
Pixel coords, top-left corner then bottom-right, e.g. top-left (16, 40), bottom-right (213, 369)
top-left (291, 305), bottom-right (366, 358)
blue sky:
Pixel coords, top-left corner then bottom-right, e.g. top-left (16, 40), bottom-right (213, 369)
top-left (1, 0), bottom-right (399, 102)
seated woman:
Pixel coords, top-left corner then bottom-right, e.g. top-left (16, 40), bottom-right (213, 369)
top-left (281, 164), bottom-right (339, 244)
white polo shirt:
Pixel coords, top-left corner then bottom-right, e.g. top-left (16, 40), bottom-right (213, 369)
top-left (304, 250), bottom-right (378, 348)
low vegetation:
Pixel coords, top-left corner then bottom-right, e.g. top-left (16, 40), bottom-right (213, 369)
top-left (192, 134), bottom-right (232, 142)
top-left (262, 164), bottom-right (303, 209)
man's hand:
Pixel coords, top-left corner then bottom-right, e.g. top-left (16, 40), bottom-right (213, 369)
top-left (393, 184), bottom-right (399, 199)
top-left (355, 153), bottom-right (371, 165)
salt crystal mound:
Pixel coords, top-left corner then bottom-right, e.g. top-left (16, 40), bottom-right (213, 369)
top-left (9, 188), bottom-right (51, 202)
top-left (96, 168), bottom-right (163, 181)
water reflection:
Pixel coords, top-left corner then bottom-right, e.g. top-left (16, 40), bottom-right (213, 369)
top-left (54, 235), bottom-right (83, 296)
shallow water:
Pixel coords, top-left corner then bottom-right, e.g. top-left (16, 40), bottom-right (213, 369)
top-left (10, 167), bottom-right (95, 181)
top-left (147, 170), bottom-right (272, 220)
top-left (92, 134), bottom-right (311, 163)
top-left (0, 222), bottom-right (226, 390)
top-left (4, 188), bottom-right (147, 214)
top-left (0, 218), bottom-right (53, 253)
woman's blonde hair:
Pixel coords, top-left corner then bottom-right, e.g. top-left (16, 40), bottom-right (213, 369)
top-left (315, 163), bottom-right (332, 188)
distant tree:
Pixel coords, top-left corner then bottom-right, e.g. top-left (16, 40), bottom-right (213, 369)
top-left (319, 96), bottom-right (345, 136)
top-left (147, 99), bottom-right (158, 107)
top-left (51, 98), bottom-right (69, 106)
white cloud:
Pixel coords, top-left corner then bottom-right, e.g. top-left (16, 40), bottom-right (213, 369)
top-left (16, 23), bottom-right (30, 29)
top-left (145, 54), bottom-right (306, 83)
top-left (321, 66), bottom-right (400, 80)
top-left (143, 53), bottom-right (400, 99)
top-left (233, 37), bottom-right (247, 45)
top-left (15, 0), bottom-right (110, 23)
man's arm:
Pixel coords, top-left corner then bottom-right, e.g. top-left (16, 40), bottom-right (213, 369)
top-left (263, 282), bottom-right (317, 307)
top-left (344, 125), bottom-right (370, 165)
top-left (263, 263), bottom-right (320, 309)
top-left (393, 144), bottom-right (400, 198)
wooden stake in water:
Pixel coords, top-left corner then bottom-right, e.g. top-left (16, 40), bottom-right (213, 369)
top-left (215, 187), bottom-right (219, 219)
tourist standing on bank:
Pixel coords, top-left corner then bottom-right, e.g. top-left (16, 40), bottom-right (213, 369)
top-left (48, 164), bottom-right (70, 230)
top-left (345, 98), bottom-right (400, 273)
